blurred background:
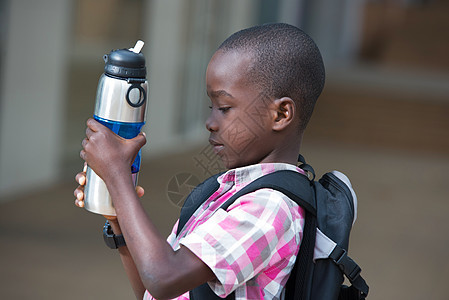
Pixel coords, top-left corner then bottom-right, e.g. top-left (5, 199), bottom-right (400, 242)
top-left (1, 0), bottom-right (448, 299)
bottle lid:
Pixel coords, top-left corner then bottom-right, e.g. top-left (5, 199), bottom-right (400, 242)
top-left (103, 43), bottom-right (146, 79)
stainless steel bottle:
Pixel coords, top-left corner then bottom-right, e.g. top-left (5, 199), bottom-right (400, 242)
top-left (84, 41), bottom-right (148, 216)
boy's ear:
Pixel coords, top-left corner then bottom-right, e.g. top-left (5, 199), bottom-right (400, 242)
top-left (272, 97), bottom-right (296, 131)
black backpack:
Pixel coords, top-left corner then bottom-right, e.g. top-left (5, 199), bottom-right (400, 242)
top-left (176, 156), bottom-right (369, 299)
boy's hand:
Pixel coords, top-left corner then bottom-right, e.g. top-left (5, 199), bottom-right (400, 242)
top-left (74, 163), bottom-right (88, 208)
top-left (79, 118), bottom-right (146, 183)
top-left (74, 163), bottom-right (145, 219)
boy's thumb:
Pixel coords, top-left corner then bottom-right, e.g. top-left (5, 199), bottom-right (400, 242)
top-left (133, 132), bottom-right (147, 148)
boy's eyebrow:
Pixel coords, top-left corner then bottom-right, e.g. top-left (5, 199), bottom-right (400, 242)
top-left (207, 89), bottom-right (234, 99)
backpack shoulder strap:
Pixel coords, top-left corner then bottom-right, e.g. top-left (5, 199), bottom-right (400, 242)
top-left (179, 169), bottom-right (315, 237)
top-left (220, 170), bottom-right (317, 214)
top-left (177, 172), bottom-right (224, 236)
top-left (220, 169), bottom-right (318, 300)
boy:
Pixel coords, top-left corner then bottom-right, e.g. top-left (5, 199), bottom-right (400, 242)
top-left (75, 23), bottom-right (325, 299)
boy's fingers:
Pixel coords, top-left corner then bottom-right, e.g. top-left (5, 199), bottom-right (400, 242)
top-left (86, 118), bottom-right (115, 138)
top-left (76, 190), bottom-right (84, 201)
top-left (74, 186), bottom-right (84, 200)
top-left (86, 118), bottom-right (101, 131)
top-left (75, 172), bottom-right (86, 186)
top-left (80, 149), bottom-right (87, 161)
top-left (74, 165), bottom-right (87, 208)
top-left (81, 138), bottom-right (89, 149)
top-left (136, 185), bottom-right (145, 197)
top-left (75, 199), bottom-right (85, 208)
top-left (131, 132), bottom-right (147, 150)
top-left (85, 127), bottom-right (95, 139)
top-left (103, 215), bottom-right (117, 221)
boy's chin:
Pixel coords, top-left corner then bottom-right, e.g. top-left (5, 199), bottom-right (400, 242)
top-left (220, 155), bottom-right (247, 170)
top-left (219, 155), bottom-right (237, 170)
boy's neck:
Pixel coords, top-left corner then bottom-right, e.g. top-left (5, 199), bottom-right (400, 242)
top-left (259, 133), bottom-right (303, 166)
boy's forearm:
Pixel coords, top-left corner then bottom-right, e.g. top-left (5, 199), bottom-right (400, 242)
top-left (109, 220), bottom-right (146, 299)
top-left (118, 246), bottom-right (146, 299)
top-left (105, 174), bottom-right (179, 294)
top-left (103, 171), bottom-right (215, 299)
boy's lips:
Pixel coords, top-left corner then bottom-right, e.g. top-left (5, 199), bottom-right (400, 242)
top-left (209, 138), bottom-right (224, 154)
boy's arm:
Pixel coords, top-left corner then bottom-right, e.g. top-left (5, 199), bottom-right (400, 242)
top-left (108, 219), bottom-right (146, 299)
top-left (105, 172), bottom-right (216, 299)
top-left (80, 119), bottom-right (216, 299)
top-left (75, 172), bottom-right (145, 299)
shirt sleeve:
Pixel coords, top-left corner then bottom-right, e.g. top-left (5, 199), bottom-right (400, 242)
top-left (179, 188), bottom-right (304, 297)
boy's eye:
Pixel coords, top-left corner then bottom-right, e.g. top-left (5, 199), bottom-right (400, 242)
top-left (208, 105), bottom-right (231, 113)
top-left (219, 107), bottom-right (231, 113)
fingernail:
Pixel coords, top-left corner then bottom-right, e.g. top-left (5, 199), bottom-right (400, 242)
top-left (83, 163), bottom-right (87, 172)
top-left (79, 176), bottom-right (86, 185)
top-left (76, 192), bottom-right (83, 201)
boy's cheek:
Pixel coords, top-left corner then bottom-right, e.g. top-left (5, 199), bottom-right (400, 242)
top-left (219, 118), bottom-right (257, 153)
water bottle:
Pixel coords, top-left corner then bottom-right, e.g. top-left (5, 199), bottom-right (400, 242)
top-left (84, 40), bottom-right (148, 216)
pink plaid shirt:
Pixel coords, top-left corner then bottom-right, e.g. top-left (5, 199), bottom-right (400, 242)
top-left (144, 163), bottom-right (306, 300)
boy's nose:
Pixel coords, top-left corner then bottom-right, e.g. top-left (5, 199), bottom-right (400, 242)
top-left (205, 114), bottom-right (218, 132)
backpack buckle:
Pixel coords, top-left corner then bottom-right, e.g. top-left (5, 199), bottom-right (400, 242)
top-left (330, 246), bottom-right (362, 282)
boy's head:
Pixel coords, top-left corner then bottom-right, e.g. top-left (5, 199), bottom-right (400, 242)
top-left (206, 23), bottom-right (325, 169)
top-left (217, 23), bottom-right (325, 131)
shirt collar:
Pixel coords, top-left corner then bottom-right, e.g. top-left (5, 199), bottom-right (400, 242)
top-left (218, 163), bottom-right (305, 190)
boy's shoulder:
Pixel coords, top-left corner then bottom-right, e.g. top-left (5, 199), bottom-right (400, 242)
top-left (217, 162), bottom-right (305, 184)
top-left (177, 163), bottom-right (306, 236)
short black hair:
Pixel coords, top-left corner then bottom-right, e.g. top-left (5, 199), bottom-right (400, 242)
top-left (218, 23), bottom-right (325, 130)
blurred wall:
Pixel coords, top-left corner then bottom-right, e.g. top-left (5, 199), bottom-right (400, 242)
top-left (0, 0), bottom-right (71, 199)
